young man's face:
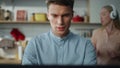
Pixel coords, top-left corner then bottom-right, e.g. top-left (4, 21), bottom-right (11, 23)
top-left (47, 4), bottom-right (73, 37)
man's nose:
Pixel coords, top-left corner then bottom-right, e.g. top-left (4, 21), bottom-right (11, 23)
top-left (57, 17), bottom-right (63, 25)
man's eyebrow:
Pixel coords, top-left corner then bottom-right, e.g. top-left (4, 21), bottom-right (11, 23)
top-left (51, 13), bottom-right (57, 15)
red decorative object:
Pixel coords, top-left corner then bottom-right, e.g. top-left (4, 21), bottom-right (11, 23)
top-left (10, 28), bottom-right (25, 41)
top-left (72, 15), bottom-right (84, 22)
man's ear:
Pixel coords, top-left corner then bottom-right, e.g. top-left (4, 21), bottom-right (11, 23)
top-left (72, 11), bottom-right (74, 17)
top-left (71, 11), bottom-right (74, 19)
top-left (72, 13), bottom-right (74, 17)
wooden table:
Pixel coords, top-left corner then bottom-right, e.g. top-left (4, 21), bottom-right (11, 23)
top-left (0, 59), bottom-right (21, 64)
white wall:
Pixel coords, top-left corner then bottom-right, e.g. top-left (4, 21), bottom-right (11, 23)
top-left (90, 0), bottom-right (120, 23)
top-left (73, 0), bottom-right (88, 16)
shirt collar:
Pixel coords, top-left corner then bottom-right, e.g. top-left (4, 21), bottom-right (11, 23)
top-left (50, 30), bottom-right (72, 41)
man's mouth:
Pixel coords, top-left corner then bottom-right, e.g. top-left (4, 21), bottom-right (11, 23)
top-left (57, 27), bottom-right (65, 31)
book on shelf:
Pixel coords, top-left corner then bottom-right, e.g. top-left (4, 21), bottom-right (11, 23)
top-left (16, 10), bottom-right (27, 21)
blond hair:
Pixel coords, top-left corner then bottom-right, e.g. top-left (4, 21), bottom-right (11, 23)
top-left (103, 5), bottom-right (120, 30)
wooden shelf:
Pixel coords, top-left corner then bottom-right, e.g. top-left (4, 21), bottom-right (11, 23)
top-left (0, 21), bottom-right (101, 25)
top-left (0, 21), bottom-right (49, 24)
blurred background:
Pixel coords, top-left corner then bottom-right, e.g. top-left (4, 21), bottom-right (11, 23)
top-left (0, 0), bottom-right (119, 65)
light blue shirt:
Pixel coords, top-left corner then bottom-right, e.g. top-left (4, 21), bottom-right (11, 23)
top-left (22, 30), bottom-right (96, 65)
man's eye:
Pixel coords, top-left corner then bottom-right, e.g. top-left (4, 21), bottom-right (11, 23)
top-left (52, 15), bottom-right (57, 17)
top-left (63, 14), bottom-right (71, 17)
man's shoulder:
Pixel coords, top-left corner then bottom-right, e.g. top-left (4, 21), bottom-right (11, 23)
top-left (71, 32), bottom-right (89, 42)
top-left (72, 33), bottom-right (93, 50)
top-left (71, 32), bottom-right (83, 39)
top-left (31, 32), bottom-right (50, 41)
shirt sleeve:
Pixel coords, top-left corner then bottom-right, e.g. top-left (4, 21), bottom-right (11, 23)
top-left (83, 39), bottom-right (97, 65)
top-left (22, 39), bottom-right (38, 65)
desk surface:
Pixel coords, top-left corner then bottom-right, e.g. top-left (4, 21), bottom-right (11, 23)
top-left (0, 59), bottom-right (21, 64)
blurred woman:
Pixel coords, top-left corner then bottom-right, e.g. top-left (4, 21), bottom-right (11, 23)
top-left (91, 4), bottom-right (120, 65)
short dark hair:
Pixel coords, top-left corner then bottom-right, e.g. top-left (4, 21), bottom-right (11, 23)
top-left (46, 0), bottom-right (74, 9)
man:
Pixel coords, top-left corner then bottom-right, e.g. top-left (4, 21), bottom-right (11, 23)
top-left (22, 0), bottom-right (96, 65)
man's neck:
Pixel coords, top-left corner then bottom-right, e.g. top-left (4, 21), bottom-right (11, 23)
top-left (52, 30), bottom-right (70, 38)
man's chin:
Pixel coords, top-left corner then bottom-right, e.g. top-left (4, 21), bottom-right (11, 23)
top-left (57, 31), bottom-right (65, 35)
